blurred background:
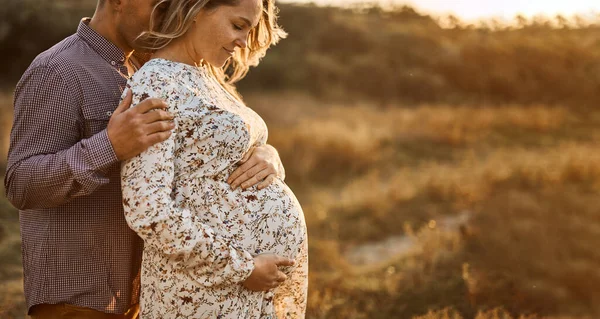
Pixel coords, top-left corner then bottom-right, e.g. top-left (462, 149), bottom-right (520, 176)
top-left (2, 0), bottom-right (600, 318)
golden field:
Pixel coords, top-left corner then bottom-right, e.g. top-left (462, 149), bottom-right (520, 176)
top-left (2, 1), bottom-right (600, 318)
top-left (2, 91), bottom-right (599, 318)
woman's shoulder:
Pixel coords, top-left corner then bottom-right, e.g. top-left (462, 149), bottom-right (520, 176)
top-left (128, 59), bottom-right (200, 104)
top-left (128, 59), bottom-right (218, 113)
top-left (130, 58), bottom-right (183, 87)
top-left (129, 58), bottom-right (212, 94)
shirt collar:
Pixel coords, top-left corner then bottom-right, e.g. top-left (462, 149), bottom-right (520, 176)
top-left (77, 18), bottom-right (127, 66)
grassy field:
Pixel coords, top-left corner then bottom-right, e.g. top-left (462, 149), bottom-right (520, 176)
top-left (3, 2), bottom-right (600, 318)
top-left (245, 94), bottom-right (600, 318)
top-left (0, 92), bottom-right (24, 318)
top-left (1, 92), bottom-right (600, 318)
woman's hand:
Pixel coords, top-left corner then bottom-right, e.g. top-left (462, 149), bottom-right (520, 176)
top-left (242, 254), bottom-right (295, 291)
top-left (227, 144), bottom-right (285, 190)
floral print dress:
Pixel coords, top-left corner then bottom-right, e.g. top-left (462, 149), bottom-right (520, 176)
top-left (120, 58), bottom-right (308, 319)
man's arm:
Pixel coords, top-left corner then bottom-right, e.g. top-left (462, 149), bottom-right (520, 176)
top-left (4, 66), bottom-right (174, 210)
top-left (4, 66), bottom-right (119, 210)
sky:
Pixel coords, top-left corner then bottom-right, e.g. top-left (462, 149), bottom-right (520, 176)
top-left (280, 0), bottom-right (600, 21)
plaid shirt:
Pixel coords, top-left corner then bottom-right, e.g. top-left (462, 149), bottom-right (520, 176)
top-left (4, 19), bottom-right (142, 314)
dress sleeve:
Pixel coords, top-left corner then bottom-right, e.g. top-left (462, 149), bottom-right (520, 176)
top-left (120, 67), bottom-right (255, 287)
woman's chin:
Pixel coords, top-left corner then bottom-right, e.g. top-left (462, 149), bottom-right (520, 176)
top-left (205, 57), bottom-right (230, 69)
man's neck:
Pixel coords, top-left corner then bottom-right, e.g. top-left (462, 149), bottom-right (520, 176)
top-left (88, 12), bottom-right (134, 57)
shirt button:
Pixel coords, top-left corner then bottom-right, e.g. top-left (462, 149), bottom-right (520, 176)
top-left (106, 111), bottom-right (113, 116)
top-left (111, 61), bottom-right (116, 66)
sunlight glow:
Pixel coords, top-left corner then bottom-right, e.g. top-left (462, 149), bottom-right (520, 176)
top-left (280, 0), bottom-right (600, 20)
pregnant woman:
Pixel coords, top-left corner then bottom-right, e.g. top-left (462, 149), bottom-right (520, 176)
top-left (120, 0), bottom-right (307, 318)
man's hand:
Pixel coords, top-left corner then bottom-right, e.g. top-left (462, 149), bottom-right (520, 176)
top-left (107, 89), bottom-right (175, 160)
top-left (227, 144), bottom-right (285, 190)
top-left (242, 254), bottom-right (294, 291)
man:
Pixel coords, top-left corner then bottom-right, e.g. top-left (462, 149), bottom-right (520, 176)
top-left (4, 0), bottom-right (285, 318)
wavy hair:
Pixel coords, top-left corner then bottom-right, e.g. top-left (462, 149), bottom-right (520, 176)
top-left (136, 0), bottom-right (287, 100)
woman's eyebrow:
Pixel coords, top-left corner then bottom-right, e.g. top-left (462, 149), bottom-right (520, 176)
top-left (238, 16), bottom-right (253, 27)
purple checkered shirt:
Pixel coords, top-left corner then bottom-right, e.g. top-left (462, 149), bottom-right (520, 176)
top-left (4, 19), bottom-right (143, 314)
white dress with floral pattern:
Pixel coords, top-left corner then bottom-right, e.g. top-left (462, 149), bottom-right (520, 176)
top-left (120, 58), bottom-right (308, 319)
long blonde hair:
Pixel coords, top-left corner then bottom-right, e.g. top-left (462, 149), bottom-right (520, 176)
top-left (136, 0), bottom-right (287, 100)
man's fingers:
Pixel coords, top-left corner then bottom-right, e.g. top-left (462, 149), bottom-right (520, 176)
top-left (145, 131), bottom-right (172, 146)
top-left (144, 121), bottom-right (175, 135)
top-left (257, 174), bottom-right (276, 190)
top-left (142, 109), bottom-right (175, 124)
top-left (114, 88), bottom-right (132, 115)
top-left (135, 98), bottom-right (168, 114)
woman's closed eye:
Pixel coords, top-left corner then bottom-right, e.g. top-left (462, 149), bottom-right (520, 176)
top-left (233, 24), bottom-right (243, 31)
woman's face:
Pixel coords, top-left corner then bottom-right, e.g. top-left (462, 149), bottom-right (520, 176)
top-left (187, 0), bottom-right (262, 67)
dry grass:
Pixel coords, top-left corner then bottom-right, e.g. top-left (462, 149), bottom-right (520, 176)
top-left (0, 92), bottom-right (12, 168)
top-left (0, 93), bottom-right (22, 319)
top-left (414, 308), bottom-right (593, 319)
top-left (0, 219), bottom-right (25, 319)
top-left (2, 92), bottom-right (600, 318)
top-left (246, 93), bottom-right (600, 318)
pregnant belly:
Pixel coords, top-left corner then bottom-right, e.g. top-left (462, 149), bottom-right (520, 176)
top-left (237, 179), bottom-right (307, 260)
top-left (184, 178), bottom-right (307, 262)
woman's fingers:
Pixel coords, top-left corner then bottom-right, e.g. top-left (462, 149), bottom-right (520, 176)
top-left (229, 161), bottom-right (277, 190)
top-left (256, 174), bottom-right (277, 190)
top-left (276, 272), bottom-right (287, 283)
top-left (227, 153), bottom-right (257, 185)
top-left (239, 146), bottom-right (255, 163)
top-left (229, 162), bottom-right (259, 189)
top-left (240, 168), bottom-right (272, 190)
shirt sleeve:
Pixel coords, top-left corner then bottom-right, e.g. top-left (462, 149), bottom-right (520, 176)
top-left (120, 69), bottom-right (255, 287)
top-left (4, 66), bottom-right (119, 210)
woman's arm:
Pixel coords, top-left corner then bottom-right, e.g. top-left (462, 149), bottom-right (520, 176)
top-left (121, 69), bottom-right (255, 287)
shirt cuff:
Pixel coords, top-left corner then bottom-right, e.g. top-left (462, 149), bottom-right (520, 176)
top-left (85, 129), bottom-right (120, 172)
top-left (230, 249), bottom-right (256, 284)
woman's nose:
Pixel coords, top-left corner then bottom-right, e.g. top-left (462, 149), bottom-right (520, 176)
top-left (234, 37), bottom-right (248, 50)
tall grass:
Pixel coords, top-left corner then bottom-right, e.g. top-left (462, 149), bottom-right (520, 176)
top-left (2, 84), bottom-right (600, 317)
top-left (1, 92), bottom-right (11, 171)
top-left (245, 93), bottom-right (600, 318)
top-left (2, 1), bottom-right (600, 313)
